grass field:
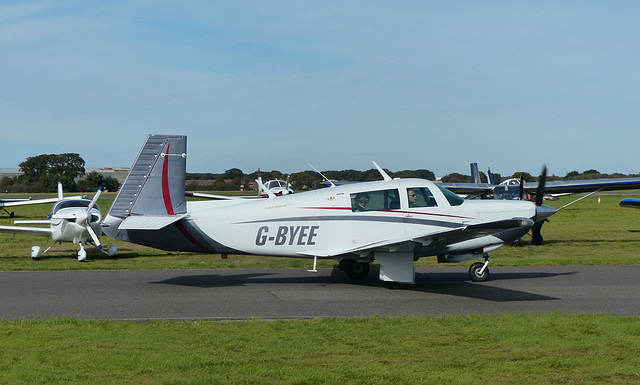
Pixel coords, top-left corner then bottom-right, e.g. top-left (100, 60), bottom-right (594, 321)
top-left (1, 192), bottom-right (640, 384)
top-left (1, 314), bottom-right (640, 384)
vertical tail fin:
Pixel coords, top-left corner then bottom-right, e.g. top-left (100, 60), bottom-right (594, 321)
top-left (470, 163), bottom-right (480, 183)
top-left (107, 134), bottom-right (187, 220)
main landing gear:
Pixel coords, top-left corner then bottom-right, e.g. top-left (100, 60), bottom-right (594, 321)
top-left (468, 256), bottom-right (490, 282)
top-left (339, 259), bottom-right (371, 280)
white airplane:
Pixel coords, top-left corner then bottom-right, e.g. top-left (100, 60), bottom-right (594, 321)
top-left (101, 135), bottom-right (556, 285)
top-left (185, 169), bottom-right (292, 201)
top-left (0, 183), bottom-right (117, 261)
top-left (257, 169), bottom-right (293, 197)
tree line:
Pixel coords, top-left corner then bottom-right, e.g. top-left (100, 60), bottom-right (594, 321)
top-left (3, 153), bottom-right (637, 194)
top-left (1, 154), bottom-right (121, 193)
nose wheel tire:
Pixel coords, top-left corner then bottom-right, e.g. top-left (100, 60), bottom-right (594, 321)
top-left (469, 261), bottom-right (490, 282)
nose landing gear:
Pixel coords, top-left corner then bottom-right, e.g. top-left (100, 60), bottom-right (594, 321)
top-left (469, 256), bottom-right (490, 282)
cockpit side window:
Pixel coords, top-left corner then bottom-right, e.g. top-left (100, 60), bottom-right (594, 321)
top-left (351, 189), bottom-right (399, 212)
top-left (407, 187), bottom-right (438, 208)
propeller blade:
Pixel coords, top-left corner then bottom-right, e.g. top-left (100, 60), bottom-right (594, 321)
top-left (86, 225), bottom-right (102, 250)
top-left (87, 187), bottom-right (104, 212)
top-left (518, 174), bottom-right (524, 200)
top-left (535, 166), bottom-right (547, 207)
top-left (57, 182), bottom-right (64, 201)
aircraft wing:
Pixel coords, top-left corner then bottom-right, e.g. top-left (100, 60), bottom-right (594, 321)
top-left (437, 182), bottom-right (496, 195)
top-left (0, 197), bottom-right (59, 207)
top-left (409, 217), bottom-right (534, 247)
top-left (0, 195), bottom-right (86, 208)
top-left (297, 217), bottom-right (533, 258)
top-left (0, 225), bottom-right (53, 237)
top-left (524, 178), bottom-right (640, 194)
top-left (185, 192), bottom-right (260, 200)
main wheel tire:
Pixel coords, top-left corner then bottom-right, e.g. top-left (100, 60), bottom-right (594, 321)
top-left (341, 260), bottom-right (370, 280)
top-left (469, 262), bottom-right (489, 282)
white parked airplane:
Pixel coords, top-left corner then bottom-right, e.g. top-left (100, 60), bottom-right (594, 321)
top-left (102, 135), bottom-right (556, 285)
top-left (0, 183), bottom-right (117, 261)
top-left (257, 169), bottom-right (293, 197)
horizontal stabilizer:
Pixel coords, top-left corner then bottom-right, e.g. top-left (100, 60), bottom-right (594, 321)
top-left (118, 214), bottom-right (188, 230)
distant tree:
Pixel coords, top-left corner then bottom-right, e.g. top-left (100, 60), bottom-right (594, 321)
top-left (509, 172), bottom-right (533, 182)
top-left (290, 172), bottom-right (314, 190)
top-left (392, 169), bottom-right (435, 180)
top-left (223, 168), bottom-right (244, 179)
top-left (19, 153), bottom-right (85, 192)
top-left (77, 171), bottom-right (120, 192)
top-left (0, 176), bottom-right (14, 191)
top-left (440, 173), bottom-right (470, 183)
top-left (565, 171), bottom-right (580, 179)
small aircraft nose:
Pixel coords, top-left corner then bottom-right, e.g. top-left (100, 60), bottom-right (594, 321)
top-left (76, 211), bottom-right (89, 226)
top-left (535, 204), bottom-right (557, 221)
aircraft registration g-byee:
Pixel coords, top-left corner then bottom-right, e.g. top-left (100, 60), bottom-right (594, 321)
top-left (102, 135), bottom-right (557, 285)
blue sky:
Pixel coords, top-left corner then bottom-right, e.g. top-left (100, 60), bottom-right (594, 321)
top-left (2, 1), bottom-right (640, 178)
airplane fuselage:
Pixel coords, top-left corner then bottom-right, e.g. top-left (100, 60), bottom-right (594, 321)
top-left (113, 178), bottom-right (543, 261)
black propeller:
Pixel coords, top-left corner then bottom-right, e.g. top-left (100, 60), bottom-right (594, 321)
top-left (518, 173), bottom-right (525, 200)
top-left (531, 165), bottom-right (548, 245)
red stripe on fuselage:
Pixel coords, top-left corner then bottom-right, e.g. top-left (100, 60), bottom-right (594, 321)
top-left (162, 143), bottom-right (175, 216)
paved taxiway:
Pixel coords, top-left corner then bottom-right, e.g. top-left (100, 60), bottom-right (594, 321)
top-left (1, 265), bottom-right (639, 320)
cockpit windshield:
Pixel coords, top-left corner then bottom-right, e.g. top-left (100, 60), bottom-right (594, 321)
top-left (435, 184), bottom-right (465, 206)
top-left (52, 199), bottom-right (99, 214)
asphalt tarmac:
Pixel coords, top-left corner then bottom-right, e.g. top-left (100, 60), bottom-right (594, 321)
top-left (1, 265), bottom-right (639, 320)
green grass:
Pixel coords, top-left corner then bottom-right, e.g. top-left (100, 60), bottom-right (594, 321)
top-left (1, 314), bottom-right (640, 385)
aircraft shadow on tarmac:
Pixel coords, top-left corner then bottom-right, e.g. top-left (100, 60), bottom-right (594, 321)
top-left (152, 267), bottom-right (574, 303)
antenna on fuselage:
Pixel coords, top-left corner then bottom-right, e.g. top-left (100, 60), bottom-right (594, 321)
top-left (309, 164), bottom-right (336, 187)
top-left (372, 161), bottom-right (392, 181)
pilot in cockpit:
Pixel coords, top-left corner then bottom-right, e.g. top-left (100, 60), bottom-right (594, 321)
top-left (352, 193), bottom-right (370, 212)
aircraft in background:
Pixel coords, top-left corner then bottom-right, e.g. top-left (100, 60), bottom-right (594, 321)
top-left (620, 198), bottom-right (640, 208)
top-left (442, 163), bottom-right (640, 201)
top-left (257, 169), bottom-right (293, 197)
top-left (440, 163), bottom-right (640, 244)
top-left (0, 183), bottom-right (117, 261)
top-left (102, 135), bottom-right (556, 285)
top-left (184, 169), bottom-right (293, 201)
